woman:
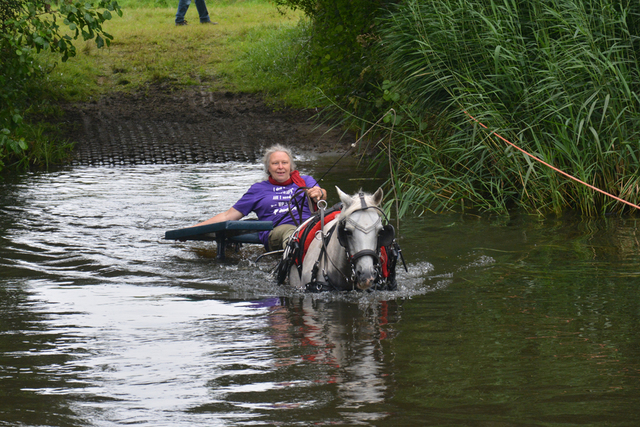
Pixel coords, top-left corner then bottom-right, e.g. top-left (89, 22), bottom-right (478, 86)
top-left (194, 145), bottom-right (327, 251)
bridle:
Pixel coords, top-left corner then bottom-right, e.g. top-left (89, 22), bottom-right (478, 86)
top-left (337, 210), bottom-right (395, 261)
top-left (307, 192), bottom-right (396, 291)
top-left (337, 194), bottom-right (395, 279)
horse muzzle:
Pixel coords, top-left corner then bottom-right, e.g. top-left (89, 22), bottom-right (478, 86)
top-left (351, 250), bottom-right (380, 290)
top-left (355, 276), bottom-right (376, 291)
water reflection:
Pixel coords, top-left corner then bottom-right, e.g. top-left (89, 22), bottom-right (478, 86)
top-left (194, 296), bottom-right (401, 424)
top-left (269, 297), bottom-right (397, 401)
top-left (0, 281), bottom-right (89, 427)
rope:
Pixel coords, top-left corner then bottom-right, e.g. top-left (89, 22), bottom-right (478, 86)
top-left (464, 111), bottom-right (640, 212)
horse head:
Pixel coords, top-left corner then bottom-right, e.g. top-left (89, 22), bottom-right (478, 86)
top-left (335, 187), bottom-right (394, 290)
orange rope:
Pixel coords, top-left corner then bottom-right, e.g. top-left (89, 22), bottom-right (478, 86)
top-left (464, 111), bottom-right (640, 212)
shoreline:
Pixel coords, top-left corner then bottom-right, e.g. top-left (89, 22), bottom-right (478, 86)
top-left (55, 83), bottom-right (355, 167)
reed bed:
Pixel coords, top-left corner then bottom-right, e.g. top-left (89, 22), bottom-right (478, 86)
top-left (377, 0), bottom-right (640, 215)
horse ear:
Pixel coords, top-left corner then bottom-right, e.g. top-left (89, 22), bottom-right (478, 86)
top-left (372, 187), bottom-right (384, 206)
top-left (336, 186), bottom-right (352, 209)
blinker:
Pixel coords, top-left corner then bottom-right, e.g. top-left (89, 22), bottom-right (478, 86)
top-left (337, 222), bottom-right (395, 249)
top-left (377, 224), bottom-right (395, 248)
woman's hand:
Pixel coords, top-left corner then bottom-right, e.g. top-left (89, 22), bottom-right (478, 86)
top-left (306, 186), bottom-right (326, 203)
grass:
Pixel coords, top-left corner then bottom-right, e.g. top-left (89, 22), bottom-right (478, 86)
top-left (38, 0), bottom-right (308, 103)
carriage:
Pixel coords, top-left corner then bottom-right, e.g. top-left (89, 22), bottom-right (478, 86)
top-left (165, 187), bottom-right (406, 292)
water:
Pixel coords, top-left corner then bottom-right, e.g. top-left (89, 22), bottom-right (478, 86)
top-left (1, 157), bottom-right (640, 426)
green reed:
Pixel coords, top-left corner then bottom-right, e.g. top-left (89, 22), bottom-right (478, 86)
top-left (377, 0), bottom-right (640, 215)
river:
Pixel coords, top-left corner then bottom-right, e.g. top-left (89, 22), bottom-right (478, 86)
top-left (1, 155), bottom-right (640, 426)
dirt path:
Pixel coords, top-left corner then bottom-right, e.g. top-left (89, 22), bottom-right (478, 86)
top-left (59, 83), bottom-right (353, 166)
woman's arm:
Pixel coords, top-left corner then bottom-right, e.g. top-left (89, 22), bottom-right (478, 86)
top-left (193, 207), bottom-right (244, 227)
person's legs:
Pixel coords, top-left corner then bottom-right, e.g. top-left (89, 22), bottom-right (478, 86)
top-left (268, 224), bottom-right (297, 251)
top-left (175, 0), bottom-right (190, 24)
top-left (194, 0), bottom-right (210, 23)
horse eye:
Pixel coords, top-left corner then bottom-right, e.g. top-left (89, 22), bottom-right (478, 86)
top-left (343, 228), bottom-right (352, 235)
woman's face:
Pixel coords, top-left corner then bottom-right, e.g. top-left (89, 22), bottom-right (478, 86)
top-left (268, 151), bottom-right (292, 183)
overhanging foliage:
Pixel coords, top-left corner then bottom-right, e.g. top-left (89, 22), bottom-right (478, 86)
top-left (0, 0), bottom-right (122, 171)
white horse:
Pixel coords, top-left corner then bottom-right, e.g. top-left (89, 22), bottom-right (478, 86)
top-left (285, 187), bottom-right (396, 292)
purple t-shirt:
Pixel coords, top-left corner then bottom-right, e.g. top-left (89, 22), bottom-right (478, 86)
top-left (233, 175), bottom-right (319, 248)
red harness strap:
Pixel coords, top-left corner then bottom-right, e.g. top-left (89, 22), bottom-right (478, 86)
top-left (303, 211), bottom-right (340, 259)
top-left (380, 246), bottom-right (389, 278)
top-left (294, 211), bottom-right (341, 265)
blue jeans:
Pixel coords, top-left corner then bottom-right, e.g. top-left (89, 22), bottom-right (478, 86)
top-left (175, 0), bottom-right (210, 23)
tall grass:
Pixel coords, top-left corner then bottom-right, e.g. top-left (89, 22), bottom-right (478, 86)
top-left (226, 19), bottom-right (323, 107)
top-left (377, 0), bottom-right (640, 216)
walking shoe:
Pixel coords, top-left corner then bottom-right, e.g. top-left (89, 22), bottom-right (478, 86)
top-left (175, 20), bottom-right (188, 26)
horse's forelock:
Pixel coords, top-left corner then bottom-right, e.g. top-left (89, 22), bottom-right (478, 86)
top-left (338, 191), bottom-right (381, 222)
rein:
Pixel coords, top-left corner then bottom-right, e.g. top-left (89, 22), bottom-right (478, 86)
top-left (270, 186), bottom-right (313, 229)
top-left (311, 200), bottom-right (353, 291)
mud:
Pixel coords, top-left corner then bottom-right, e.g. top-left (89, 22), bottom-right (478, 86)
top-left (58, 83), bottom-right (354, 166)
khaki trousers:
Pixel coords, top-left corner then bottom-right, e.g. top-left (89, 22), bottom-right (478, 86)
top-left (268, 224), bottom-right (297, 251)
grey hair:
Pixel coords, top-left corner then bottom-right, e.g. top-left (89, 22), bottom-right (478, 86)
top-left (262, 144), bottom-right (296, 178)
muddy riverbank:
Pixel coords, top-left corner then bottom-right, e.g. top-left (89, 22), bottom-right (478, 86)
top-left (56, 83), bottom-right (355, 166)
